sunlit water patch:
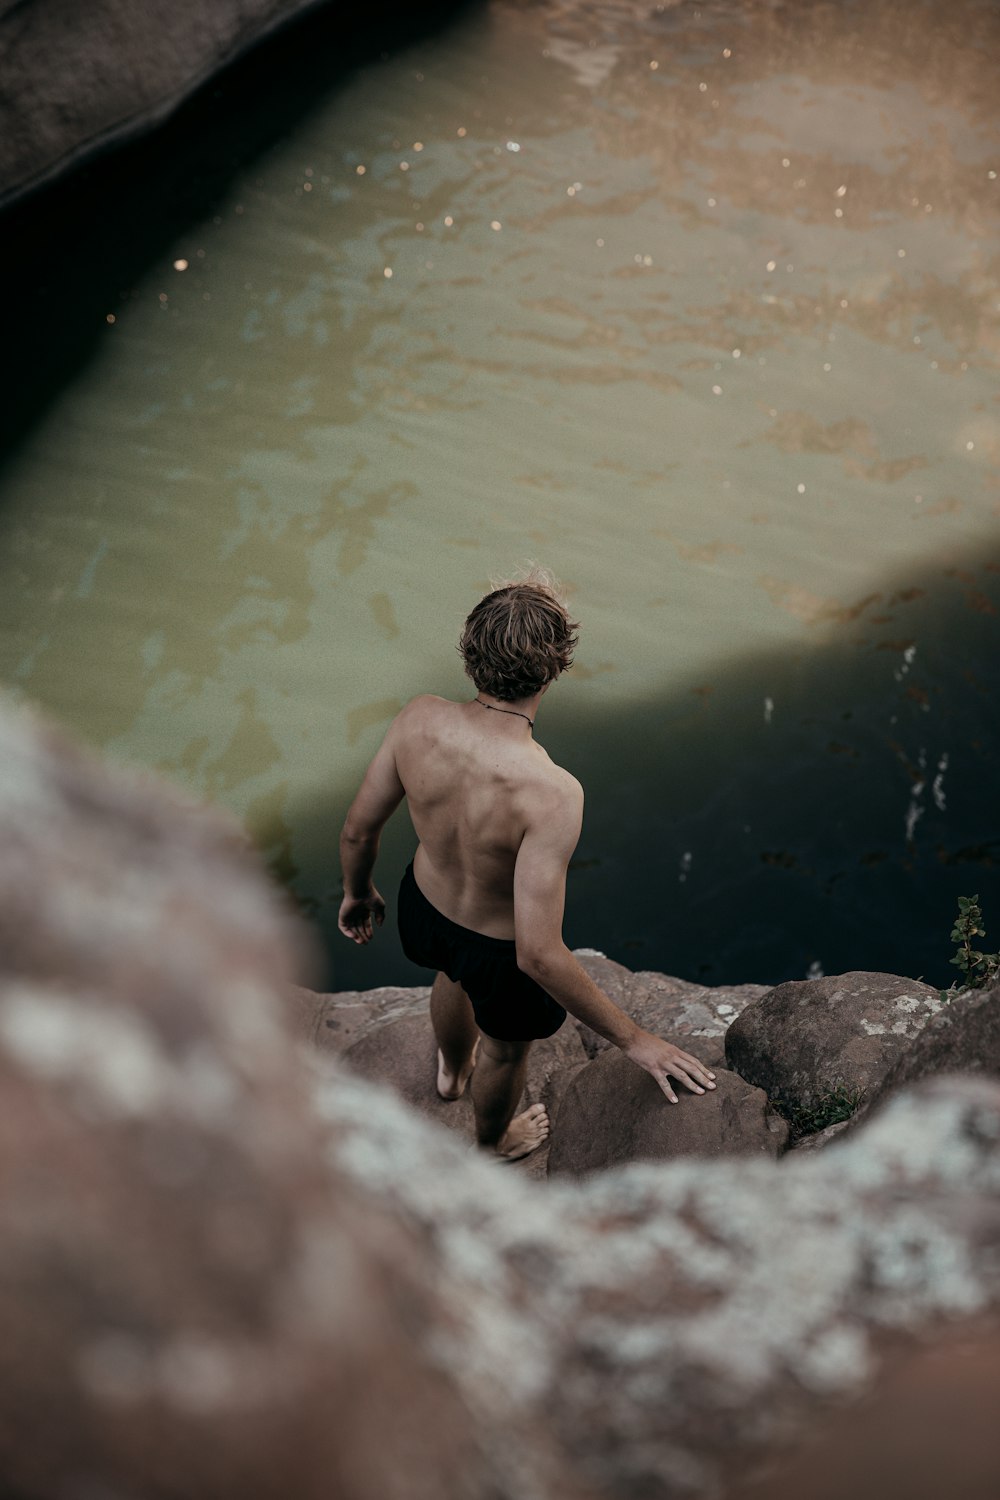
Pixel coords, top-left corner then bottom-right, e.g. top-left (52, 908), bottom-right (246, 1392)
top-left (2, 0), bottom-right (999, 987)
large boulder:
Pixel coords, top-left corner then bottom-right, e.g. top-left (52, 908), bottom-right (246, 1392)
top-left (0, 1), bottom-right (475, 210)
top-left (723, 1325), bottom-right (1000, 1500)
top-left (311, 982), bottom-right (430, 1052)
top-left (784, 980), bottom-right (1000, 1155)
top-left (725, 971), bottom-right (944, 1126)
top-left (0, 700), bottom-right (501, 1500)
top-left (0, 1), bottom-right (324, 207)
top-left (547, 1050), bottom-right (788, 1175)
top-left (867, 980), bottom-right (1000, 1108)
top-left (321, 1065), bottom-right (1000, 1499)
top-left (304, 954), bottom-right (756, 1173)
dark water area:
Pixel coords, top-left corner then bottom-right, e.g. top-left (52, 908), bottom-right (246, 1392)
top-left (2, 0), bottom-right (999, 997)
top-left (313, 541), bottom-right (1000, 993)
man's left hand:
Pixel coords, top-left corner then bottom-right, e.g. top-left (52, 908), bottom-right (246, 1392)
top-left (338, 888), bottom-right (386, 945)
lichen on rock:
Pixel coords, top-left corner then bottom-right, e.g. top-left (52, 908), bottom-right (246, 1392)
top-left (2, 692), bottom-right (1000, 1499)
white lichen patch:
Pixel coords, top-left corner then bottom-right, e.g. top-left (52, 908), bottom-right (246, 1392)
top-left (313, 1063), bottom-right (556, 1413)
top-left (861, 1212), bottom-right (988, 1320)
top-left (860, 1019), bottom-right (886, 1035)
top-left (793, 1322), bottom-right (872, 1393)
top-left (0, 983), bottom-right (238, 1123)
top-left (313, 1051), bottom-right (1000, 1494)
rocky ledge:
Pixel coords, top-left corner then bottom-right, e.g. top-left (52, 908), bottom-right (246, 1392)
top-left (2, 691), bottom-right (1000, 1500)
top-left (0, 0), bottom-right (463, 209)
top-left (299, 953), bottom-right (1000, 1176)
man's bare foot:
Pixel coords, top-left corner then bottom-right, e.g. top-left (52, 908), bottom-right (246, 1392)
top-left (495, 1103), bottom-right (550, 1161)
top-left (437, 1038), bottom-right (480, 1101)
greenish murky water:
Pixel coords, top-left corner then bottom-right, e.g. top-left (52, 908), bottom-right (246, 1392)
top-left (3, 0), bottom-right (999, 988)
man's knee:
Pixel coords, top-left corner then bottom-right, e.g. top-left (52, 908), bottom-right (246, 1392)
top-left (480, 1034), bottom-right (532, 1064)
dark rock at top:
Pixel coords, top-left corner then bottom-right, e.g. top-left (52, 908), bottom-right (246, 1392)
top-left (1, 1), bottom-right (322, 207)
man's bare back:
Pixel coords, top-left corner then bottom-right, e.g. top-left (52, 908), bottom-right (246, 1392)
top-left (338, 576), bottom-right (715, 1159)
top-left (397, 695), bottom-right (581, 938)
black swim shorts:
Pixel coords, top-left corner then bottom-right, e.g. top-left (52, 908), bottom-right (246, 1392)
top-left (397, 862), bottom-right (566, 1042)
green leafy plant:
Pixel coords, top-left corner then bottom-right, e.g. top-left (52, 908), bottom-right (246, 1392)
top-left (771, 1081), bottom-right (865, 1139)
top-left (945, 895), bottom-right (1000, 996)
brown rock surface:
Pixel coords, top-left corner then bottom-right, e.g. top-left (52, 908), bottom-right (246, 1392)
top-left (0, 699), bottom-right (565, 1500)
top-left (548, 1049), bottom-right (788, 1175)
top-left (305, 955), bottom-right (744, 1173)
top-left (783, 980), bottom-right (1000, 1153)
top-left (335, 992), bottom-right (588, 1177)
top-left (321, 1066), bottom-right (1000, 1498)
top-left (574, 950), bottom-right (769, 1058)
top-left (867, 979), bottom-right (1000, 1107)
top-left (724, 970), bottom-right (944, 1121)
top-left (314, 982), bottom-right (430, 1054)
top-left (786, 1118), bottom-right (853, 1153)
top-left (6, 696), bottom-right (1000, 1500)
top-left (723, 1323), bottom-right (1000, 1500)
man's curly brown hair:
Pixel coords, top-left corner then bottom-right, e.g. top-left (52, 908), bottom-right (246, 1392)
top-left (458, 571), bottom-right (580, 702)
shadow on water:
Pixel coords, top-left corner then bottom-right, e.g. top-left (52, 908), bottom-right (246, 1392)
top-left (0, 0), bottom-right (477, 461)
top-left (288, 537), bottom-right (1000, 994)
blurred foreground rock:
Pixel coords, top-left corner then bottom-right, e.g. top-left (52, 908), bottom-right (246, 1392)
top-left (722, 1324), bottom-right (1000, 1500)
top-left (319, 1067), bottom-right (1000, 1498)
top-left (3, 694), bottom-right (1000, 1500)
top-left (0, 701), bottom-right (504, 1500)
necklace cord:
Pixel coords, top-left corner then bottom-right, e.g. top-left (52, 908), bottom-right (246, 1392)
top-left (473, 698), bottom-right (534, 729)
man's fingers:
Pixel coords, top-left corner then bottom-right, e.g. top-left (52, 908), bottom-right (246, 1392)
top-left (671, 1067), bottom-right (705, 1094)
top-left (650, 1070), bottom-right (678, 1103)
top-left (673, 1053), bottom-right (717, 1088)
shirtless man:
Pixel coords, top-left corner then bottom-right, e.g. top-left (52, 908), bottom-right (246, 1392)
top-left (338, 573), bottom-right (716, 1160)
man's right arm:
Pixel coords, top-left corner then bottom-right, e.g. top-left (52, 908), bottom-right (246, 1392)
top-left (513, 784), bottom-right (715, 1103)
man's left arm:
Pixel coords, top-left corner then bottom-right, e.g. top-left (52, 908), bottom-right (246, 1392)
top-left (338, 721), bottom-right (406, 945)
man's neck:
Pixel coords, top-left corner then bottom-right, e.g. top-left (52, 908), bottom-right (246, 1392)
top-left (471, 690), bottom-right (543, 728)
